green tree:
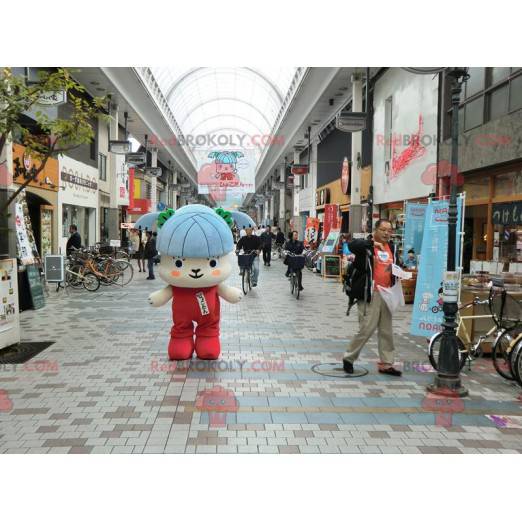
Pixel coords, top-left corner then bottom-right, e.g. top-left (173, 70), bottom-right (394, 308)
top-left (0, 67), bottom-right (108, 213)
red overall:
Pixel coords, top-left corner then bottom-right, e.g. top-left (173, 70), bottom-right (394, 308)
top-left (168, 285), bottom-right (221, 361)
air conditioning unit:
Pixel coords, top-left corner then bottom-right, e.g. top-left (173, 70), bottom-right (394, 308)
top-left (335, 111), bottom-right (367, 133)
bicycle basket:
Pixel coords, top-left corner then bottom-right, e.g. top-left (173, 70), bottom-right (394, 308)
top-left (287, 255), bottom-right (306, 270)
top-left (489, 287), bottom-right (522, 330)
top-left (238, 253), bottom-right (255, 268)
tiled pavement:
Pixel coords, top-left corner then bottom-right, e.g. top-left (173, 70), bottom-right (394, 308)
top-left (1, 259), bottom-right (522, 454)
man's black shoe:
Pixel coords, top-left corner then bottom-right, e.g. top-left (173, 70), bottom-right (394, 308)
top-left (298, 286), bottom-right (304, 291)
top-left (343, 359), bottom-right (354, 374)
top-left (285, 272), bottom-right (290, 277)
top-left (378, 366), bottom-right (402, 377)
top-left (252, 283), bottom-right (257, 287)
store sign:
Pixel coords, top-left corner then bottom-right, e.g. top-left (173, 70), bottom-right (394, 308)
top-left (341, 157), bottom-right (350, 195)
top-left (128, 198), bottom-right (152, 214)
top-left (15, 201), bottom-right (36, 265)
top-left (316, 188), bottom-right (330, 207)
top-left (492, 202), bottom-right (522, 226)
top-left (116, 155), bottom-right (129, 207)
top-left (291, 164), bottom-right (309, 176)
top-left (403, 202), bottom-right (427, 256)
top-left (59, 155), bottom-right (99, 208)
top-left (304, 217), bottom-right (320, 247)
top-left (12, 143), bottom-right (59, 191)
top-left (26, 264), bottom-right (46, 310)
top-left (0, 259), bottom-right (20, 350)
top-left (37, 90), bottom-right (67, 106)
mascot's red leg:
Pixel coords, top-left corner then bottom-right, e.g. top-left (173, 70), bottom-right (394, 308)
top-left (195, 316), bottom-right (220, 359)
top-left (195, 336), bottom-right (221, 360)
top-left (169, 320), bottom-right (195, 361)
top-left (168, 337), bottom-right (195, 361)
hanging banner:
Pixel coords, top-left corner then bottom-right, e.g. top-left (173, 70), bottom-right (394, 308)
top-left (410, 196), bottom-right (464, 337)
top-left (304, 217), bottom-right (320, 247)
top-left (323, 204), bottom-right (340, 240)
top-left (195, 148), bottom-right (255, 198)
top-left (403, 202), bottom-right (427, 256)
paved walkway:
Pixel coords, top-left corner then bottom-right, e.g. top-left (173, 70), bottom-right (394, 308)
top-left (1, 258), bottom-right (522, 454)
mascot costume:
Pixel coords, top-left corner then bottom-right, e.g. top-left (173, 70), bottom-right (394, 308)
top-left (148, 204), bottom-right (242, 361)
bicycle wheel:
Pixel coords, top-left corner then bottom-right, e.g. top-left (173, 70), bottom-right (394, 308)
top-left (66, 267), bottom-right (83, 289)
top-left (114, 260), bottom-right (134, 286)
top-left (82, 271), bottom-right (101, 292)
top-left (513, 338), bottom-right (522, 386)
top-left (428, 331), bottom-right (467, 371)
top-left (242, 268), bottom-right (249, 295)
top-left (492, 329), bottom-right (517, 381)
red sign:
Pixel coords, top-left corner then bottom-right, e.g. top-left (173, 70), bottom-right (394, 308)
top-left (323, 204), bottom-right (340, 240)
top-left (291, 164), bottom-right (309, 176)
top-left (128, 198), bottom-right (151, 214)
top-left (128, 167), bottom-right (135, 209)
top-left (341, 157), bottom-right (350, 195)
top-left (304, 217), bottom-right (320, 247)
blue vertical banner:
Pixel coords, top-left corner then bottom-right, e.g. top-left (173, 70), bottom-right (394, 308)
top-left (403, 202), bottom-right (427, 256)
top-left (410, 196), bottom-right (464, 337)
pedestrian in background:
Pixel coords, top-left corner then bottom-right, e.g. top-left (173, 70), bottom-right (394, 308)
top-left (144, 231), bottom-right (158, 280)
top-left (260, 226), bottom-right (275, 266)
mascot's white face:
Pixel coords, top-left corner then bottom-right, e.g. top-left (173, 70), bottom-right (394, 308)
top-left (158, 252), bottom-right (234, 289)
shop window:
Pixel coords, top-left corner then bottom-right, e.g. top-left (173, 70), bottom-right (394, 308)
top-left (465, 174), bottom-right (490, 200)
top-left (90, 137), bottom-right (96, 161)
top-left (509, 74), bottom-right (522, 112)
top-left (488, 84), bottom-right (509, 121)
top-left (464, 97), bottom-right (484, 130)
top-left (465, 68), bottom-right (485, 99)
top-left (491, 67), bottom-right (511, 85)
top-left (494, 170), bottom-right (522, 198)
top-left (98, 153), bottom-right (107, 181)
top-left (494, 225), bottom-right (522, 263)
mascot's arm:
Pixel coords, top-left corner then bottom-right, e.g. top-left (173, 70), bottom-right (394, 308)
top-left (217, 283), bottom-right (242, 304)
top-left (148, 285), bottom-right (173, 307)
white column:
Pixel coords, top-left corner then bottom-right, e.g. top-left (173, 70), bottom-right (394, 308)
top-left (270, 193), bottom-right (275, 225)
top-left (309, 141), bottom-right (318, 218)
top-left (172, 171), bottom-right (178, 210)
top-left (150, 148), bottom-right (158, 211)
top-left (278, 164), bottom-right (285, 229)
top-left (350, 72), bottom-right (363, 233)
top-left (293, 151), bottom-right (300, 218)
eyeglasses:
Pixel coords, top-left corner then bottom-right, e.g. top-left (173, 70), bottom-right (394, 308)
top-left (377, 228), bottom-right (392, 234)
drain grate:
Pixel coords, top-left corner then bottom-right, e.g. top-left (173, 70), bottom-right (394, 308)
top-left (0, 342), bottom-right (55, 364)
top-left (311, 362), bottom-right (369, 378)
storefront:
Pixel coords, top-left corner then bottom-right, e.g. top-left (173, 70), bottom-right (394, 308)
top-left (58, 155), bottom-right (99, 254)
top-left (12, 144), bottom-right (59, 257)
top-left (315, 178), bottom-right (350, 240)
top-left (464, 162), bottom-right (522, 271)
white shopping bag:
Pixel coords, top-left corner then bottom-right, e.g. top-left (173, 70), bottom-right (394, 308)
top-left (377, 282), bottom-right (405, 314)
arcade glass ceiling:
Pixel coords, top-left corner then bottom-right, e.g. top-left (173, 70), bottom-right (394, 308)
top-left (151, 67), bottom-right (297, 210)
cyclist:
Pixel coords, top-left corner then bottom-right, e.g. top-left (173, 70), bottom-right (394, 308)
top-left (284, 230), bottom-right (305, 291)
top-left (235, 227), bottom-right (262, 287)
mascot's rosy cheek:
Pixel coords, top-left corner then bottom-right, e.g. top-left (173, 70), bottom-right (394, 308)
top-left (148, 205), bottom-right (241, 361)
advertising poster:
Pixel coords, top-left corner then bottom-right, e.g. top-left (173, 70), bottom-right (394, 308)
top-left (195, 148), bottom-right (255, 199)
top-left (304, 217), bottom-right (320, 247)
top-left (321, 229), bottom-right (341, 254)
top-left (0, 259), bottom-right (19, 339)
top-left (403, 202), bottom-right (427, 256)
top-left (323, 204), bottom-right (340, 240)
top-left (410, 196), bottom-right (464, 337)
top-left (15, 191), bottom-right (40, 265)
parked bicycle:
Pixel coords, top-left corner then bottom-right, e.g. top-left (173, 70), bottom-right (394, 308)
top-left (428, 283), bottom-right (522, 380)
top-left (284, 251), bottom-right (305, 299)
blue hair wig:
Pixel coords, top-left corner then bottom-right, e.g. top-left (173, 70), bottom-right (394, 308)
top-left (208, 151), bottom-right (244, 164)
top-left (157, 204), bottom-right (234, 258)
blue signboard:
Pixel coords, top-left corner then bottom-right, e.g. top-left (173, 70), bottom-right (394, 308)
top-left (410, 197), bottom-right (463, 338)
top-left (403, 202), bottom-right (427, 257)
